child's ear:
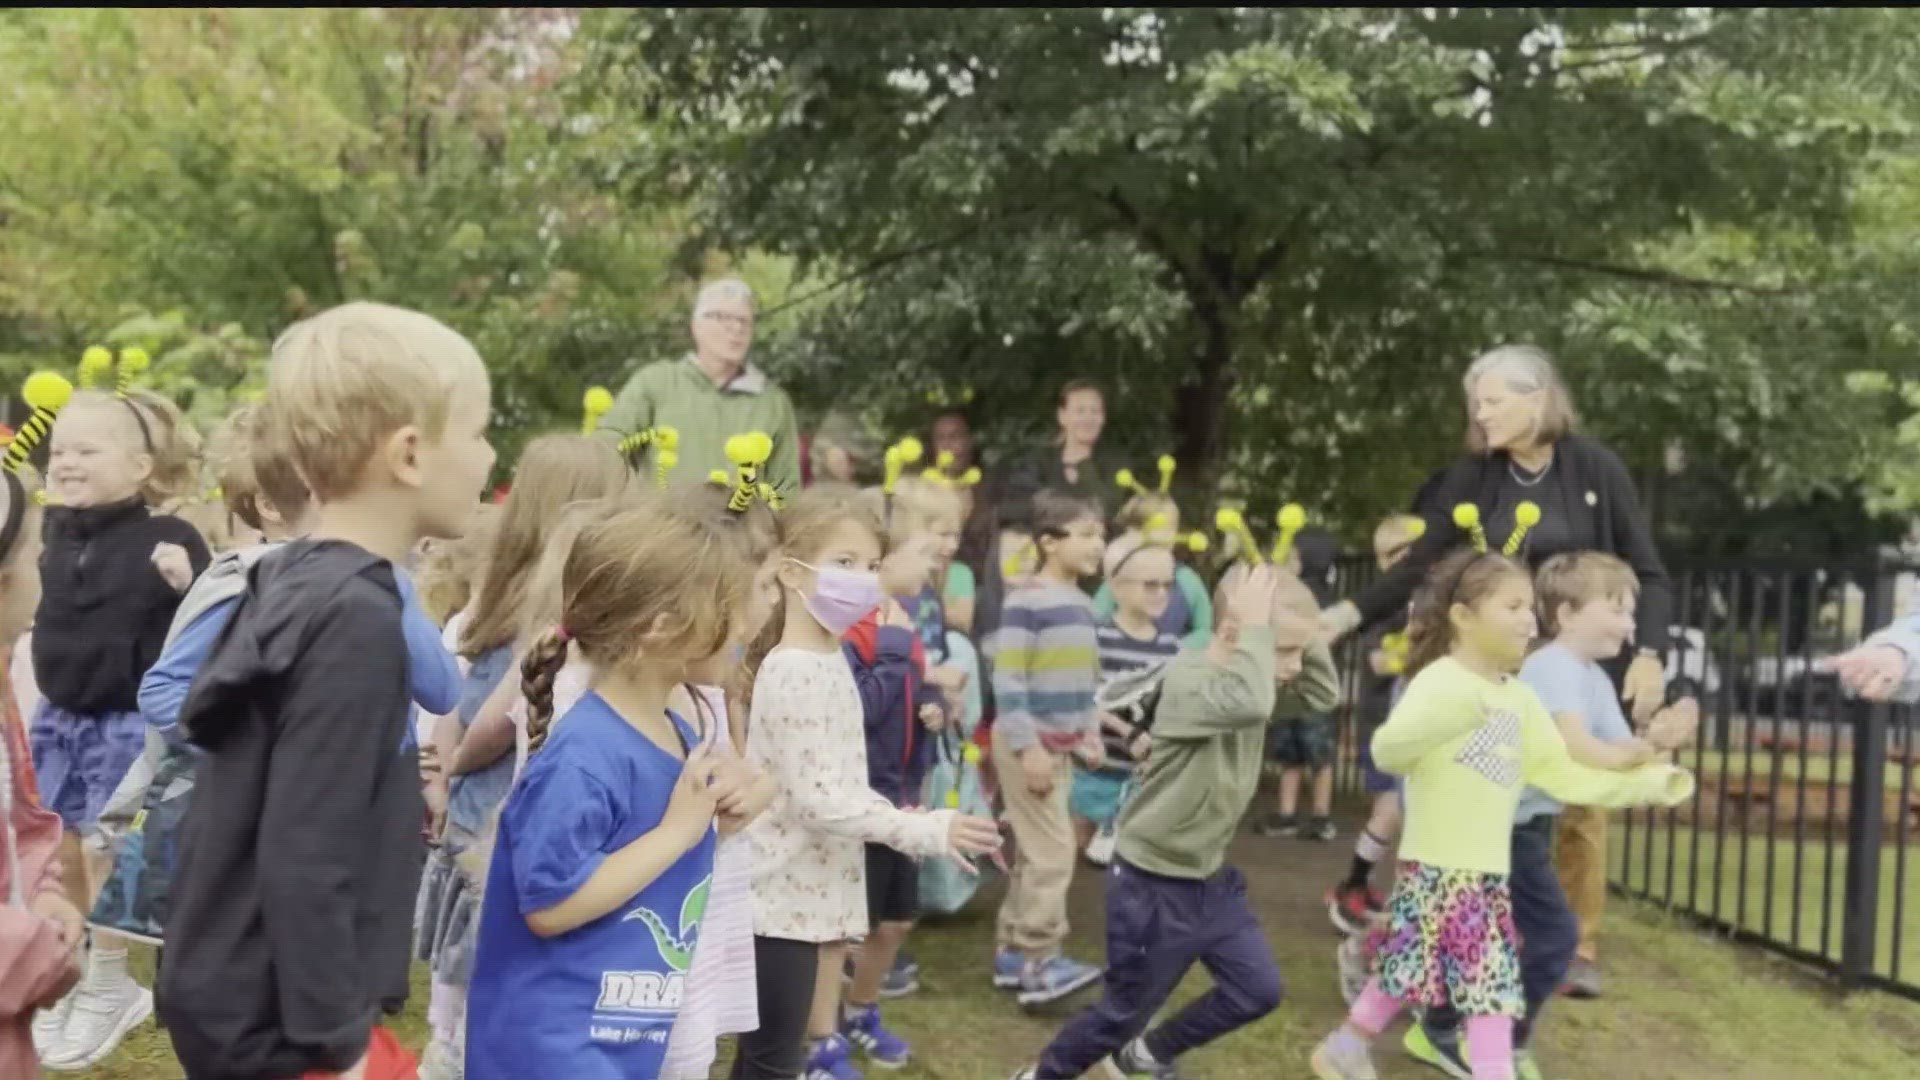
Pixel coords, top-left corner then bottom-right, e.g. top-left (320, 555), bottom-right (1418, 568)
top-left (386, 424), bottom-right (425, 490)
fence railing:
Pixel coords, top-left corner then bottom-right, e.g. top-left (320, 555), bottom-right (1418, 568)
top-left (1323, 553), bottom-right (1920, 1001)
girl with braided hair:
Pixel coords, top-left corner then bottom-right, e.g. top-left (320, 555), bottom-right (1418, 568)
top-left (465, 493), bottom-right (767, 1079)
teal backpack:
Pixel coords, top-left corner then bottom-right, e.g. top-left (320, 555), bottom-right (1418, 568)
top-left (919, 630), bottom-right (995, 915)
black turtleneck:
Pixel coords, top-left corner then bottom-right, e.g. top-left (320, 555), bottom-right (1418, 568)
top-left (32, 497), bottom-right (211, 713)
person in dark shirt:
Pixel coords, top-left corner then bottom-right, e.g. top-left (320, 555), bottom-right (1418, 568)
top-left (30, 378), bottom-right (210, 1068)
top-left (159, 302), bottom-right (496, 1080)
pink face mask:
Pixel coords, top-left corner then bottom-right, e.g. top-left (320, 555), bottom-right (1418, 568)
top-left (789, 559), bottom-right (884, 636)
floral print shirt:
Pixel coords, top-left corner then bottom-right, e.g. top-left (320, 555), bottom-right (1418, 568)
top-left (743, 646), bottom-right (950, 941)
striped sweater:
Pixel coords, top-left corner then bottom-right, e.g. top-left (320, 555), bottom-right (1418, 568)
top-left (990, 579), bottom-right (1099, 753)
top-left (1094, 620), bottom-right (1182, 774)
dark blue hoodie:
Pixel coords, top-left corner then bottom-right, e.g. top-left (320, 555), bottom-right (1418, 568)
top-left (844, 610), bottom-right (937, 808)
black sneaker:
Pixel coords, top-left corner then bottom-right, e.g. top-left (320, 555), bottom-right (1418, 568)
top-left (1254, 812), bottom-right (1299, 838)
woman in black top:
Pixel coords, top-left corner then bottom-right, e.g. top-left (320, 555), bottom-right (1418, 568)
top-left (996, 379), bottom-right (1122, 533)
top-left (1320, 344), bottom-right (1672, 720)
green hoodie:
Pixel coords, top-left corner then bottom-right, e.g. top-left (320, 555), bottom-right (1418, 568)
top-left (597, 355), bottom-right (802, 495)
top-left (1114, 628), bottom-right (1340, 879)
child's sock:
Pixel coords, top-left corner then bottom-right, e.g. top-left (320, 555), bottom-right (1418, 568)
top-left (1347, 980), bottom-right (1402, 1035)
top-left (1345, 829), bottom-right (1390, 888)
top-left (1464, 1015), bottom-right (1515, 1080)
top-left (84, 945), bottom-right (129, 989)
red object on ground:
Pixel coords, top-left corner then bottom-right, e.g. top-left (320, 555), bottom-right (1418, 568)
top-left (491, 482), bottom-right (511, 504)
top-left (299, 1027), bottom-right (417, 1080)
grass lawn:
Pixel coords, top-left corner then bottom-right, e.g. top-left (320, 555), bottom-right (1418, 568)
top-left (1610, 809), bottom-right (1920, 986)
top-left (72, 817), bottom-right (1920, 1079)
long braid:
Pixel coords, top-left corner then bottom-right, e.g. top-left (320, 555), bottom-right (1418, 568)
top-left (521, 628), bottom-right (570, 753)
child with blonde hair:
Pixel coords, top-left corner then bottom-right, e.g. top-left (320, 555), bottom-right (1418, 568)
top-left (1093, 490), bottom-right (1212, 649)
top-left (1311, 551), bottom-right (1694, 1080)
top-left (736, 484), bottom-right (1001, 1080)
top-left (415, 433), bottom-right (630, 1080)
top-left (160, 301), bottom-right (496, 1080)
top-left (30, 376), bottom-right (210, 1068)
top-left (416, 503), bottom-right (501, 628)
top-left (464, 495), bottom-right (767, 1078)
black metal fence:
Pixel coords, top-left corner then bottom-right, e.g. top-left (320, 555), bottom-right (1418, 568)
top-left (1322, 553), bottom-right (1920, 1001)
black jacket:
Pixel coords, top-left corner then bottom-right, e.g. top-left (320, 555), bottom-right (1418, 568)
top-left (33, 498), bottom-right (210, 713)
top-left (158, 540), bottom-right (422, 1080)
top-left (1352, 435), bottom-right (1673, 651)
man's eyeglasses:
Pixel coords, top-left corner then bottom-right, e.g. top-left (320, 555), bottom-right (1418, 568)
top-left (702, 311), bottom-right (754, 332)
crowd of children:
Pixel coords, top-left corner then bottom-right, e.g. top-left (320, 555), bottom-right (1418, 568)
top-left (0, 295), bottom-right (1728, 1080)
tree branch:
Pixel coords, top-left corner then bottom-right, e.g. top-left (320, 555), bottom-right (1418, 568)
top-left (1457, 250), bottom-right (1807, 297)
top-left (758, 209), bottom-right (1041, 319)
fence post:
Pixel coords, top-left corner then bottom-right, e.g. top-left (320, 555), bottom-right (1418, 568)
top-left (1840, 554), bottom-right (1892, 988)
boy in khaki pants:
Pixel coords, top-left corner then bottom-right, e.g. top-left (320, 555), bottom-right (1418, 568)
top-left (989, 490), bottom-right (1109, 1007)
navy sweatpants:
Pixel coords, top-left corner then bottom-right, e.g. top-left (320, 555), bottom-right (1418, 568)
top-left (1426, 814), bottom-right (1579, 1048)
top-left (1036, 860), bottom-right (1283, 1078)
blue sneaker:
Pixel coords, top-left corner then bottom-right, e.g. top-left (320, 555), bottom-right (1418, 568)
top-left (842, 1003), bottom-right (910, 1070)
top-left (806, 1032), bottom-right (864, 1080)
top-left (1017, 954), bottom-right (1105, 1008)
top-left (993, 948), bottom-right (1025, 989)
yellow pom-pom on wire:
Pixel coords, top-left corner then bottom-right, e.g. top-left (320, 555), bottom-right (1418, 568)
top-left (77, 346), bottom-right (113, 390)
top-left (656, 426), bottom-right (681, 452)
top-left (935, 450), bottom-right (955, 472)
top-left (581, 387), bottom-right (614, 434)
top-left (1407, 518), bottom-right (1427, 540)
top-left (725, 431), bottom-right (772, 512)
top-left (1503, 501), bottom-right (1542, 556)
top-left (116, 347), bottom-right (150, 397)
top-left (1182, 531), bottom-right (1210, 554)
top-left (882, 436), bottom-right (921, 495)
top-left (655, 449), bottom-right (679, 489)
top-left (1115, 468), bottom-right (1148, 497)
top-left (1156, 454), bottom-right (1176, 493)
top-left (957, 466), bottom-right (982, 488)
top-left (1271, 503), bottom-right (1307, 565)
top-left (1215, 506), bottom-right (1264, 565)
top-left (1454, 503), bottom-right (1489, 554)
top-left (7, 371), bottom-right (75, 475)
top-left (708, 469), bottom-right (730, 487)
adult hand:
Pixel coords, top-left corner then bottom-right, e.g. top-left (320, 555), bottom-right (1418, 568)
top-left (1622, 653), bottom-right (1667, 725)
top-left (1646, 697), bottom-right (1700, 752)
top-left (1019, 746), bottom-right (1056, 797)
top-left (1819, 644), bottom-right (1909, 702)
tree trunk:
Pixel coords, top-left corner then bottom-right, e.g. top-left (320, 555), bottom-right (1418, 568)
top-left (1172, 294), bottom-right (1236, 495)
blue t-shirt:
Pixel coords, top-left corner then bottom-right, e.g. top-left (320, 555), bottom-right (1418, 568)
top-left (1514, 642), bottom-right (1637, 823)
top-left (446, 644), bottom-right (516, 836)
top-left (466, 695), bottom-right (716, 1080)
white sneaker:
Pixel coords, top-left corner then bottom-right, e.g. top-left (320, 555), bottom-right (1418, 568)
top-left (41, 981), bottom-right (152, 1072)
top-left (31, 986), bottom-right (78, 1063)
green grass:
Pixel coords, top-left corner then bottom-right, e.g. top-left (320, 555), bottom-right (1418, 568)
top-left (1684, 746), bottom-right (1918, 788)
top-left (73, 823), bottom-right (1920, 1079)
top-left (1610, 813), bottom-right (1920, 985)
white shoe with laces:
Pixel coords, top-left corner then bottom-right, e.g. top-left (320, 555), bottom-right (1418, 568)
top-left (40, 978), bottom-right (152, 1072)
top-left (31, 986), bottom-right (78, 1065)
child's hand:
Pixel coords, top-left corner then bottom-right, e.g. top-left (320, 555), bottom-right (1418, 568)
top-left (925, 664), bottom-right (969, 692)
top-left (1128, 730), bottom-right (1153, 761)
top-left (1018, 746), bottom-right (1056, 797)
top-left (1647, 697), bottom-right (1700, 752)
top-left (664, 747), bottom-right (722, 843)
top-left (151, 542), bottom-right (194, 592)
top-left (941, 810), bottom-right (1004, 874)
top-left (29, 892), bottom-right (84, 949)
top-left (919, 701), bottom-right (946, 731)
top-left (1098, 710), bottom-right (1132, 736)
top-left (716, 768), bottom-right (778, 834)
top-left (1223, 565), bottom-right (1278, 631)
top-left (1072, 731), bottom-right (1105, 770)
top-left (1368, 648), bottom-right (1394, 677)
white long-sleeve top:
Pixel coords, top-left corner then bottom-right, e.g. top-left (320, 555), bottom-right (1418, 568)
top-left (742, 645), bottom-right (951, 941)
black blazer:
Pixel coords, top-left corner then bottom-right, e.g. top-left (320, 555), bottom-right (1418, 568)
top-left (1352, 435), bottom-right (1673, 651)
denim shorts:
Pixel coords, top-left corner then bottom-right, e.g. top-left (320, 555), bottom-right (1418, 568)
top-left (1268, 712), bottom-right (1335, 769)
top-left (31, 702), bottom-right (148, 834)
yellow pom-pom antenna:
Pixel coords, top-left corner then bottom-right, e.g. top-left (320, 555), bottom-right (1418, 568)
top-left (1271, 503), bottom-right (1307, 565)
top-left (756, 481), bottom-right (785, 511)
top-left (1182, 531), bottom-right (1210, 554)
top-left (920, 466), bottom-right (953, 487)
top-left (77, 346), bottom-right (113, 390)
top-left (7, 371), bottom-right (75, 475)
top-left (882, 436), bottom-right (922, 496)
top-left (655, 449), bottom-right (679, 490)
top-left (896, 436), bottom-right (923, 465)
top-left (1407, 518), bottom-right (1427, 540)
top-left (935, 450), bottom-right (955, 472)
top-left (655, 426), bottom-right (680, 452)
top-left (708, 469), bottom-right (730, 487)
top-left (957, 466), bottom-right (982, 488)
top-left (1115, 468), bottom-right (1148, 497)
top-left (1503, 501), bottom-right (1542, 557)
top-left (1156, 454), bottom-right (1176, 493)
top-left (1002, 537), bottom-right (1038, 581)
top-left (1453, 503), bottom-right (1489, 554)
top-left (116, 346), bottom-right (150, 397)
top-left (1214, 506), bottom-right (1264, 565)
top-left (1382, 630), bottom-right (1410, 674)
top-left (618, 429), bottom-right (653, 460)
top-left (725, 431), bottom-right (773, 512)
top-left (581, 386), bottom-right (614, 434)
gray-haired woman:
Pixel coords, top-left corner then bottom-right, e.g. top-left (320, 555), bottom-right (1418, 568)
top-left (1322, 344), bottom-right (1672, 718)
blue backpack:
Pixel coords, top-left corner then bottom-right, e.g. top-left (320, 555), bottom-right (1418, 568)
top-left (919, 630), bottom-right (995, 916)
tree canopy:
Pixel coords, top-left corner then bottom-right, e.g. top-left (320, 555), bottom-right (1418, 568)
top-left (585, 7), bottom-right (1920, 539)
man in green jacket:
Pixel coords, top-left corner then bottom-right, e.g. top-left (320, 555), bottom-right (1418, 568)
top-left (1013, 565), bottom-right (1338, 1080)
top-left (597, 277), bottom-right (802, 494)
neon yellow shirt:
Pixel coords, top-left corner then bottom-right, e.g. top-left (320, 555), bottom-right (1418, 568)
top-left (1373, 657), bottom-right (1693, 876)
